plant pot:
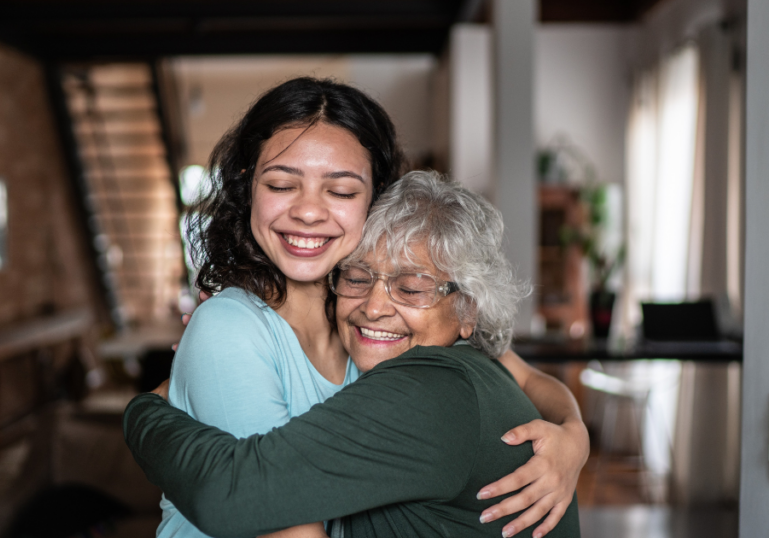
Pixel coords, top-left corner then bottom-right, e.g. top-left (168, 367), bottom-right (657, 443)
top-left (590, 290), bottom-right (616, 339)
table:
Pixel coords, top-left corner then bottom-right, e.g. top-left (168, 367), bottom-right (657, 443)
top-left (513, 338), bottom-right (742, 363)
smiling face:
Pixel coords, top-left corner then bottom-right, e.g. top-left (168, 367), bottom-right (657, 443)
top-left (336, 242), bottom-right (475, 373)
top-left (250, 122), bottom-right (374, 284)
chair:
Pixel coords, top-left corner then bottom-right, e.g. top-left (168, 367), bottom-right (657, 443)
top-left (580, 360), bottom-right (675, 503)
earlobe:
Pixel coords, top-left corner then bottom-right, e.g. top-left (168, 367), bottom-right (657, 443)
top-left (459, 323), bottom-right (474, 340)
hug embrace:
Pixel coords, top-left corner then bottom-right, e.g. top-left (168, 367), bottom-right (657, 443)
top-left (123, 77), bottom-right (587, 538)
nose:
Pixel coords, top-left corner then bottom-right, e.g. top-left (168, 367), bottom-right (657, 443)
top-left (288, 189), bottom-right (329, 226)
top-left (360, 278), bottom-right (396, 320)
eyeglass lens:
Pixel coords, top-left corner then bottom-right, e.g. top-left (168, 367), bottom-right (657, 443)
top-left (334, 267), bottom-right (439, 307)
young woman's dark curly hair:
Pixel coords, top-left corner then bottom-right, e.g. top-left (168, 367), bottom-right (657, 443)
top-left (186, 77), bottom-right (406, 308)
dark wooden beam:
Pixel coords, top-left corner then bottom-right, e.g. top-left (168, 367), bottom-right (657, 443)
top-left (540, 0), bottom-right (667, 22)
top-left (0, 0), bottom-right (464, 59)
top-left (0, 0), bottom-right (670, 60)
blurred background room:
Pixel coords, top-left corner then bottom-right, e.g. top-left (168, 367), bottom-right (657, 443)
top-left (0, 0), bottom-right (767, 536)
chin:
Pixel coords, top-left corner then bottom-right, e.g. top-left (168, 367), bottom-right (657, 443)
top-left (282, 263), bottom-right (334, 283)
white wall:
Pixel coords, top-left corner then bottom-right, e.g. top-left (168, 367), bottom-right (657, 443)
top-left (172, 56), bottom-right (350, 167)
top-left (448, 25), bottom-right (493, 196)
top-left (740, 0), bottom-right (769, 532)
top-left (494, 0), bottom-right (537, 335)
top-left (348, 55), bottom-right (436, 163)
top-left (171, 54), bottom-right (436, 169)
top-left (535, 25), bottom-right (631, 184)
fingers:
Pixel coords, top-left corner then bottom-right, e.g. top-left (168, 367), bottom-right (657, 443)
top-left (479, 474), bottom-right (552, 522)
top-left (480, 490), bottom-right (556, 537)
top-left (503, 496), bottom-right (555, 537)
top-left (173, 311), bottom-right (194, 351)
top-left (501, 419), bottom-right (549, 445)
top-left (477, 456), bottom-right (545, 500)
top-left (150, 379), bottom-right (170, 400)
top-left (172, 314), bottom-right (192, 352)
top-left (530, 500), bottom-right (570, 538)
top-left (199, 290), bottom-right (212, 302)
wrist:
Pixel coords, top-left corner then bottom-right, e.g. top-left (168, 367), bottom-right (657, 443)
top-left (560, 418), bottom-right (590, 464)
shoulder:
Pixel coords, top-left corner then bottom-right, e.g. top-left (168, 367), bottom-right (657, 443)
top-left (370, 344), bottom-right (487, 376)
top-left (170, 289), bottom-right (289, 414)
top-left (196, 287), bottom-right (269, 319)
top-left (356, 346), bottom-right (479, 408)
top-left (186, 287), bottom-right (278, 336)
top-left (174, 288), bottom-right (283, 367)
top-left (358, 344), bottom-right (516, 410)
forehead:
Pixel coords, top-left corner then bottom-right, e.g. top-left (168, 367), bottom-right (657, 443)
top-left (360, 240), bottom-right (448, 278)
top-left (257, 123), bottom-right (370, 168)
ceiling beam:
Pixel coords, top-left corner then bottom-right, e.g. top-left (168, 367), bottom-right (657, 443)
top-left (457, 0), bottom-right (489, 23)
top-left (0, 0), bottom-right (667, 60)
top-left (0, 0), bottom-right (465, 59)
top-left (540, 0), bottom-right (667, 22)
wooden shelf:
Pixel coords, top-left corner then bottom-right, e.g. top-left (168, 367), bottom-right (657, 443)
top-left (537, 185), bottom-right (587, 335)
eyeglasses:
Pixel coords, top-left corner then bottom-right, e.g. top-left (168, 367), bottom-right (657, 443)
top-left (328, 264), bottom-right (459, 309)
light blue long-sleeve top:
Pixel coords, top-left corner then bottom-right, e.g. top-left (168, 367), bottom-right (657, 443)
top-left (157, 286), bottom-right (361, 538)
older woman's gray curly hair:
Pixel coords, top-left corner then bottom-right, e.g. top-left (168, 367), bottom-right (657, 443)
top-left (343, 170), bottom-right (526, 358)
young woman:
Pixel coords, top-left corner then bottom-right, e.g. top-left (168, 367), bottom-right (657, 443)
top-left (162, 77), bottom-right (588, 538)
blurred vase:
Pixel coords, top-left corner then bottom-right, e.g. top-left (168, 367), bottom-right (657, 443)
top-left (590, 290), bottom-right (616, 339)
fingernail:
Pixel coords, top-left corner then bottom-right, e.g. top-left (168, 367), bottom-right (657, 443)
top-left (502, 526), bottom-right (515, 537)
top-left (477, 490), bottom-right (491, 500)
top-left (534, 534), bottom-right (542, 538)
top-left (480, 512), bottom-right (493, 524)
top-left (501, 433), bottom-right (515, 443)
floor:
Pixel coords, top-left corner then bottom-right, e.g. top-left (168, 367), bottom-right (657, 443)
top-left (579, 506), bottom-right (738, 538)
top-left (0, 392), bottom-right (162, 537)
top-left (576, 451), bottom-right (738, 538)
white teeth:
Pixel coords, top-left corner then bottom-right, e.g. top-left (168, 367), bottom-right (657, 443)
top-left (360, 327), bottom-right (405, 341)
top-left (283, 234), bottom-right (329, 249)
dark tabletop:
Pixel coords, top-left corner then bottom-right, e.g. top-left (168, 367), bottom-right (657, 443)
top-left (513, 338), bottom-right (742, 363)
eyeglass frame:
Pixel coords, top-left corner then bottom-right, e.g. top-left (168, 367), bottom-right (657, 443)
top-left (328, 264), bottom-right (460, 309)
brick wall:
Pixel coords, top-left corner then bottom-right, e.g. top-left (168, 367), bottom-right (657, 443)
top-left (0, 44), bottom-right (103, 326)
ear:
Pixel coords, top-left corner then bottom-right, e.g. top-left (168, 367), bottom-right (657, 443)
top-left (459, 320), bottom-right (474, 340)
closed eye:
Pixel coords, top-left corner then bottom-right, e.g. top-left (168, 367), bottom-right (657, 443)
top-left (345, 278), bottom-right (372, 286)
top-left (330, 191), bottom-right (359, 199)
top-left (267, 185), bottom-right (293, 193)
top-left (396, 286), bottom-right (427, 296)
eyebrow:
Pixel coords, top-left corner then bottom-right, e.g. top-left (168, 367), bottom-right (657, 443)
top-left (259, 165), bottom-right (365, 183)
top-left (323, 170), bottom-right (366, 183)
top-left (260, 165), bottom-right (303, 177)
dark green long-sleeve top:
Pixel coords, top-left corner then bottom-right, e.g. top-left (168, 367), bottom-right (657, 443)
top-left (124, 344), bottom-right (580, 538)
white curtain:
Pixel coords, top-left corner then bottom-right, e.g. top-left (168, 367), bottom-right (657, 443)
top-left (626, 44), bottom-right (701, 321)
top-left (622, 35), bottom-right (741, 504)
top-left (620, 44), bottom-right (701, 488)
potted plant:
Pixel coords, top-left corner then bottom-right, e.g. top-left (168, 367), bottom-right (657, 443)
top-left (561, 184), bottom-right (625, 338)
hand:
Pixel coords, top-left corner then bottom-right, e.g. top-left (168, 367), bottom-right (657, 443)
top-left (172, 291), bottom-right (212, 351)
top-left (477, 418), bottom-right (589, 537)
top-left (151, 379), bottom-right (170, 400)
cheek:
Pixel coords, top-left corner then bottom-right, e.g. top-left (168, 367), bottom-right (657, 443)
top-left (411, 311), bottom-right (459, 345)
top-left (335, 300), bottom-right (358, 331)
top-left (251, 193), bottom-right (282, 228)
top-left (334, 201), bottom-right (369, 240)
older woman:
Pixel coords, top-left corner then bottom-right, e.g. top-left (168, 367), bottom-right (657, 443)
top-left (124, 171), bottom-right (581, 538)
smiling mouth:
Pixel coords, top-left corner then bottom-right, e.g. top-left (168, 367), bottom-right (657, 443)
top-left (359, 327), bottom-right (407, 341)
top-left (282, 234), bottom-right (331, 249)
